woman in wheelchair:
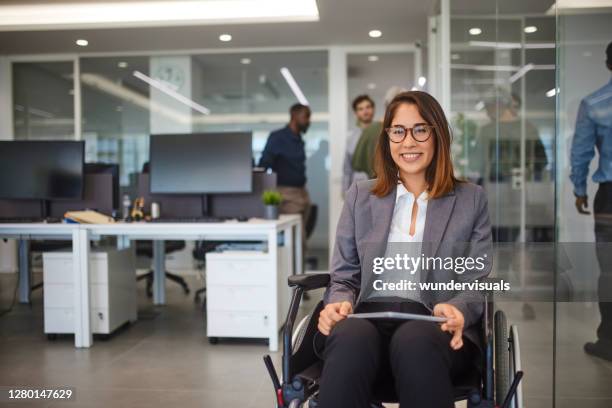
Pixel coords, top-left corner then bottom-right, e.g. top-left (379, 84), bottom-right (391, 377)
top-left (317, 91), bottom-right (492, 408)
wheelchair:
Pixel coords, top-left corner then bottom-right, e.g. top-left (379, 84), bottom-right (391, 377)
top-left (264, 273), bottom-right (524, 408)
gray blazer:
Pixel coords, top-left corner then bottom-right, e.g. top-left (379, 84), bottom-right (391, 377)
top-left (324, 179), bottom-right (493, 349)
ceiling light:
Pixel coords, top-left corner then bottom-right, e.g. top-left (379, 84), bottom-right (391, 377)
top-left (133, 70), bottom-right (211, 115)
top-left (240, 58), bottom-right (251, 65)
top-left (451, 53), bottom-right (461, 60)
top-left (367, 55), bottom-right (379, 62)
top-left (524, 26), bottom-right (538, 34)
top-left (0, 0), bottom-right (320, 31)
top-left (546, 88), bottom-right (558, 98)
top-left (475, 101), bottom-right (485, 111)
top-left (280, 67), bottom-right (309, 105)
top-left (75, 39), bottom-right (88, 46)
top-left (118, 61), bottom-right (128, 68)
top-left (368, 29), bottom-right (382, 38)
top-left (367, 83), bottom-right (376, 90)
top-left (411, 86), bottom-right (419, 91)
top-left (418, 76), bottom-right (427, 87)
top-left (219, 33), bottom-right (232, 42)
top-left (468, 27), bottom-right (482, 36)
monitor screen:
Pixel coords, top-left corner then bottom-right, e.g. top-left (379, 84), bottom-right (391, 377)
top-left (0, 141), bottom-right (84, 200)
top-left (150, 132), bottom-right (253, 194)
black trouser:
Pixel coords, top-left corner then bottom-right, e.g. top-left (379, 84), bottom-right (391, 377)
top-left (317, 302), bottom-right (479, 408)
top-left (594, 182), bottom-right (612, 342)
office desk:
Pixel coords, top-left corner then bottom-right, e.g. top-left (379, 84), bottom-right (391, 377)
top-left (0, 215), bottom-right (302, 350)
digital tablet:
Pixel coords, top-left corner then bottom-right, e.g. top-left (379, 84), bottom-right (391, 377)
top-left (348, 312), bottom-right (448, 323)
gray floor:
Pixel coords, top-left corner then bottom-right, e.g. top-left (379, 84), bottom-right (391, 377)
top-left (1, 273), bottom-right (612, 408)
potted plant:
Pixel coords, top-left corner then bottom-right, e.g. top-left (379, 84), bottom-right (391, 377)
top-left (262, 190), bottom-right (282, 220)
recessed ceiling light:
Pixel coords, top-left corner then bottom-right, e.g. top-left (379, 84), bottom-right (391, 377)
top-left (368, 29), bottom-right (382, 38)
top-left (411, 86), bottom-right (419, 91)
top-left (75, 38), bottom-right (88, 46)
top-left (367, 55), bottom-right (379, 62)
top-left (219, 33), bottom-right (232, 42)
top-left (118, 61), bottom-right (128, 68)
top-left (546, 88), bottom-right (558, 98)
top-left (240, 58), bottom-right (251, 65)
top-left (451, 53), bottom-right (461, 60)
top-left (367, 83), bottom-right (376, 90)
top-left (468, 27), bottom-right (482, 36)
top-left (418, 76), bottom-right (427, 87)
top-left (524, 26), bottom-right (538, 34)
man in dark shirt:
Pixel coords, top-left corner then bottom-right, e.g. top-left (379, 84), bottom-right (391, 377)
top-left (259, 103), bottom-right (312, 254)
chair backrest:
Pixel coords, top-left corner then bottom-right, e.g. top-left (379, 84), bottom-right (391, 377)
top-left (305, 204), bottom-right (318, 239)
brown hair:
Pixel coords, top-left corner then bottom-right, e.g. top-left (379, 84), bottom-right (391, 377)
top-left (351, 94), bottom-right (375, 111)
top-left (371, 91), bottom-right (459, 199)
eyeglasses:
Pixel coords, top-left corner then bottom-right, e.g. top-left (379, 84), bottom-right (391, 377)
top-left (385, 124), bottom-right (435, 143)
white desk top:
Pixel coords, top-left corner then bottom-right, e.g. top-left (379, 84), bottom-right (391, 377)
top-left (0, 214), bottom-right (301, 240)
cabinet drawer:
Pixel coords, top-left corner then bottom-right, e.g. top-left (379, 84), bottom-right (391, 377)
top-left (207, 310), bottom-right (270, 338)
top-left (43, 253), bottom-right (110, 284)
top-left (207, 285), bottom-right (270, 311)
top-left (206, 259), bottom-right (270, 286)
top-left (44, 284), bottom-right (109, 308)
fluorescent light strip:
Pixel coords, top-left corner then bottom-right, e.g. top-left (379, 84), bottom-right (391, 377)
top-left (0, 0), bottom-right (319, 31)
top-left (469, 41), bottom-right (555, 50)
top-left (133, 70), bottom-right (210, 115)
top-left (280, 67), bottom-right (309, 106)
top-left (509, 63), bottom-right (535, 83)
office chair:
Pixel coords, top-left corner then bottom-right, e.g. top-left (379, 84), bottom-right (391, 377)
top-left (136, 240), bottom-right (190, 297)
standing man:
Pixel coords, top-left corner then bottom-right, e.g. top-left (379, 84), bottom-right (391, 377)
top-left (342, 95), bottom-right (375, 194)
top-left (259, 103), bottom-right (312, 254)
top-left (570, 41), bottom-right (612, 361)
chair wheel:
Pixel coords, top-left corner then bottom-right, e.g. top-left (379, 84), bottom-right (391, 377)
top-left (208, 337), bottom-right (219, 345)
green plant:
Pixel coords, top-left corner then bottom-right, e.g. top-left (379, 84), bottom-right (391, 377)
top-left (262, 190), bottom-right (282, 206)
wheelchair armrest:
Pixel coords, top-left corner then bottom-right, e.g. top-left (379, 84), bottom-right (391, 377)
top-left (288, 273), bottom-right (330, 291)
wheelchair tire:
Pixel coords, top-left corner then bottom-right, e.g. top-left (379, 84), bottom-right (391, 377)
top-left (494, 310), bottom-right (510, 406)
top-left (288, 398), bottom-right (301, 408)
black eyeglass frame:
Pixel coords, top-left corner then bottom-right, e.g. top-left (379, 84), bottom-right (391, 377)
top-left (384, 124), bottom-right (436, 143)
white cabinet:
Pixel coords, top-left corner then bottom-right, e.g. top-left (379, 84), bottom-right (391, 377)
top-left (205, 250), bottom-right (288, 343)
top-left (43, 248), bottom-right (137, 335)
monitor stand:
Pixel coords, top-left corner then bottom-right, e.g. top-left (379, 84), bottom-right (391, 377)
top-left (201, 194), bottom-right (210, 218)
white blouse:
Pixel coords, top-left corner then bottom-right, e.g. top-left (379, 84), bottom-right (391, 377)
top-left (387, 183), bottom-right (428, 243)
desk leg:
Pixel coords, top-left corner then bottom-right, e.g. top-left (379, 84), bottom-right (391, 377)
top-left (295, 221), bottom-right (303, 275)
top-left (18, 239), bottom-right (31, 303)
top-left (286, 226), bottom-right (294, 276)
top-left (153, 240), bottom-right (165, 305)
top-left (268, 230), bottom-right (279, 352)
top-left (73, 228), bottom-right (92, 348)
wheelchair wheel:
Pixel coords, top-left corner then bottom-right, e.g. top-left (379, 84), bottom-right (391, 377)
top-left (509, 325), bottom-right (524, 408)
top-left (494, 310), bottom-right (510, 406)
top-left (288, 398), bottom-right (302, 408)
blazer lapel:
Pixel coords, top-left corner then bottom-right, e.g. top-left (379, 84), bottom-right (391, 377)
top-left (367, 186), bottom-right (396, 258)
top-left (422, 191), bottom-right (456, 258)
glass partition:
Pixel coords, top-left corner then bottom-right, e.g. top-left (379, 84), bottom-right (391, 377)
top-left (449, 2), bottom-right (557, 406)
top-left (79, 51), bottom-right (330, 266)
top-left (555, 6), bottom-right (612, 407)
top-left (13, 61), bottom-right (75, 140)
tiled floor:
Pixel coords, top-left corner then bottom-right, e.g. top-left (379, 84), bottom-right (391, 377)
top-left (1, 273), bottom-right (611, 408)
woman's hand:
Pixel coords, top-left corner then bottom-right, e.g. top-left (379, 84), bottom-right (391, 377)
top-left (433, 303), bottom-right (465, 350)
top-left (318, 301), bottom-right (353, 336)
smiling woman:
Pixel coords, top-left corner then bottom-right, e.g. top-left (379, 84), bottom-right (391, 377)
top-left (372, 91), bottom-right (459, 199)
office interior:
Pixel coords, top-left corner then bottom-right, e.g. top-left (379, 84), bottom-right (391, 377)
top-left (0, 0), bottom-right (611, 407)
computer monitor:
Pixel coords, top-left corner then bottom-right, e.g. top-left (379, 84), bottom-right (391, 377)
top-left (149, 132), bottom-right (253, 194)
top-left (0, 141), bottom-right (84, 200)
top-left (84, 163), bottom-right (120, 210)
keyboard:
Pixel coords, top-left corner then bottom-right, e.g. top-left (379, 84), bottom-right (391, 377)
top-left (148, 217), bottom-right (227, 223)
top-left (0, 217), bottom-right (63, 224)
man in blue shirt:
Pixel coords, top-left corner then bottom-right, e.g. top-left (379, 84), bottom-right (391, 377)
top-left (570, 41), bottom-right (612, 361)
top-left (259, 103), bottom-right (312, 253)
